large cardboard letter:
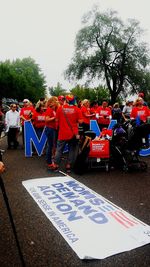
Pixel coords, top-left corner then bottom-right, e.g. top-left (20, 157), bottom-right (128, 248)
top-left (90, 119), bottom-right (117, 136)
top-left (24, 121), bottom-right (47, 157)
top-left (139, 136), bottom-right (150, 156)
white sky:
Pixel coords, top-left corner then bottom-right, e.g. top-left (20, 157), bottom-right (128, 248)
top-left (1, 0), bottom-right (150, 92)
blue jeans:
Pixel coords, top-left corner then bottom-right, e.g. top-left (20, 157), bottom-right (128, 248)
top-left (45, 127), bottom-right (56, 164)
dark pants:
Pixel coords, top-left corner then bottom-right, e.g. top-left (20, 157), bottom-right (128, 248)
top-left (22, 125), bottom-right (25, 145)
top-left (81, 122), bottom-right (90, 133)
top-left (7, 128), bottom-right (19, 148)
top-left (55, 137), bottom-right (79, 167)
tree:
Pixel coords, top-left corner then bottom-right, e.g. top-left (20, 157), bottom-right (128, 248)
top-left (0, 57), bottom-right (46, 103)
top-left (70, 84), bottom-right (110, 104)
top-left (65, 7), bottom-right (150, 103)
top-left (48, 82), bottom-right (66, 96)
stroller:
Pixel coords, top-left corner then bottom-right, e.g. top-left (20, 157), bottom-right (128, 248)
top-left (73, 129), bottom-right (111, 174)
top-left (111, 120), bottom-right (150, 172)
top-left (73, 130), bottom-right (96, 175)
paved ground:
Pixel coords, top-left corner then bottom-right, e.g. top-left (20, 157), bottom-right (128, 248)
top-left (0, 135), bottom-right (150, 267)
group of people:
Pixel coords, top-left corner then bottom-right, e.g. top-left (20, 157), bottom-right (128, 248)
top-left (2, 91), bottom-right (150, 173)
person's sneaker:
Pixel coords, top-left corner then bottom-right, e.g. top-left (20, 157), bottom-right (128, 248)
top-left (48, 163), bottom-right (58, 171)
top-left (66, 163), bottom-right (71, 173)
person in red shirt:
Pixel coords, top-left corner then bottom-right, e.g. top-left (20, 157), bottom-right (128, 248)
top-left (32, 102), bottom-right (47, 139)
top-left (96, 100), bottom-right (112, 130)
top-left (138, 92), bottom-right (148, 106)
top-left (45, 97), bottom-right (59, 168)
top-left (90, 101), bottom-right (99, 121)
top-left (80, 99), bottom-right (95, 133)
top-left (20, 99), bottom-right (35, 145)
top-left (50, 94), bottom-right (83, 172)
top-left (58, 95), bottom-right (65, 106)
top-left (130, 98), bottom-right (149, 123)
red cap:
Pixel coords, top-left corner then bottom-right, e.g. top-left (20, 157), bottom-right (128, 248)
top-left (138, 92), bottom-right (144, 98)
top-left (58, 95), bottom-right (65, 101)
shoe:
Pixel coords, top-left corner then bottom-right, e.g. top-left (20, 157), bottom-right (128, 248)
top-left (66, 163), bottom-right (71, 173)
top-left (47, 163), bottom-right (58, 171)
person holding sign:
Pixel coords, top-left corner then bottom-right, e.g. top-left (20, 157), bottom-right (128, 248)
top-left (130, 98), bottom-right (149, 123)
top-left (20, 99), bottom-right (34, 145)
top-left (96, 100), bottom-right (112, 130)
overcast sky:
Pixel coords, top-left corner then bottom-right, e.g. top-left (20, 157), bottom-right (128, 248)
top-left (1, 0), bottom-right (150, 91)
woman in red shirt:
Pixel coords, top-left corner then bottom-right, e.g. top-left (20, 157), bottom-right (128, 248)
top-left (32, 102), bottom-right (47, 139)
top-left (90, 101), bottom-right (98, 121)
top-left (96, 101), bottom-right (112, 130)
top-left (130, 98), bottom-right (149, 123)
top-left (80, 99), bottom-right (95, 132)
top-left (45, 97), bottom-right (59, 168)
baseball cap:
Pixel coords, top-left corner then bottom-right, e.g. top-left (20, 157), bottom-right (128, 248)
top-left (58, 95), bottom-right (65, 101)
top-left (138, 92), bottom-right (144, 98)
top-left (23, 99), bottom-right (30, 103)
top-left (65, 94), bottom-right (76, 105)
top-left (65, 94), bottom-right (75, 102)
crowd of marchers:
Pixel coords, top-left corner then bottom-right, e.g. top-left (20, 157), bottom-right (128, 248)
top-left (0, 92), bottom-right (150, 173)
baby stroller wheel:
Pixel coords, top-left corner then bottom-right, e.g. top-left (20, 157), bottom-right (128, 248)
top-left (140, 161), bottom-right (148, 171)
top-left (123, 165), bottom-right (129, 173)
top-left (105, 163), bottom-right (110, 172)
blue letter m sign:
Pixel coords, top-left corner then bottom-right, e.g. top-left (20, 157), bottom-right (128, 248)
top-left (24, 121), bottom-right (47, 157)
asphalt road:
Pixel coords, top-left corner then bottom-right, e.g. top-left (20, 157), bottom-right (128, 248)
top-left (0, 135), bottom-right (150, 267)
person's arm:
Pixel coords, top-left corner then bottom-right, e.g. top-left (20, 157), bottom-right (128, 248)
top-left (5, 112), bottom-right (10, 132)
top-left (0, 161), bottom-right (5, 174)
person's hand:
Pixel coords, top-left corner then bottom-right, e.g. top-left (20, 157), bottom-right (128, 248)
top-left (0, 161), bottom-right (5, 174)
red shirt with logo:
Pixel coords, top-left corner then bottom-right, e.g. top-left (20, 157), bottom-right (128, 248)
top-left (130, 106), bottom-right (149, 122)
top-left (56, 104), bottom-right (83, 140)
top-left (32, 110), bottom-right (47, 128)
top-left (20, 106), bottom-right (35, 125)
top-left (96, 106), bottom-right (112, 125)
top-left (45, 107), bottom-right (56, 129)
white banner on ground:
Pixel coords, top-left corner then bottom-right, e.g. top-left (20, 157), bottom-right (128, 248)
top-left (22, 176), bottom-right (150, 259)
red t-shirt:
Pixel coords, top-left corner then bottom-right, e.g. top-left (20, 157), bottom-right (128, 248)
top-left (130, 106), bottom-right (149, 122)
top-left (32, 110), bottom-right (47, 128)
top-left (45, 107), bottom-right (56, 129)
top-left (81, 106), bottom-right (91, 124)
top-left (96, 106), bottom-right (112, 125)
top-left (20, 106), bottom-right (35, 125)
top-left (90, 107), bottom-right (97, 120)
top-left (56, 105), bottom-right (83, 140)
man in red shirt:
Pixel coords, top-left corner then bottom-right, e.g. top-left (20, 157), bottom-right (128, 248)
top-left (58, 95), bottom-right (65, 106)
top-left (96, 101), bottom-right (112, 130)
top-left (51, 94), bottom-right (83, 172)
